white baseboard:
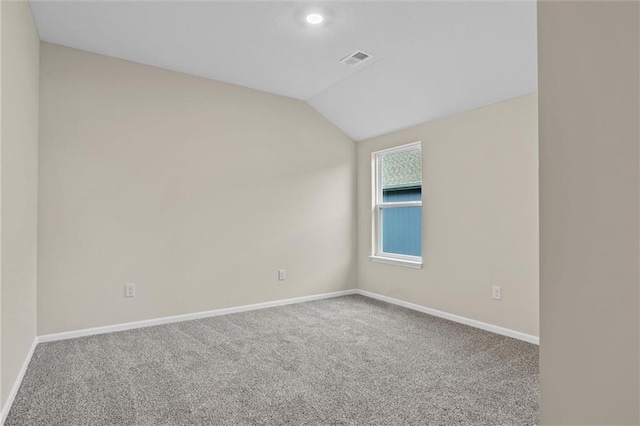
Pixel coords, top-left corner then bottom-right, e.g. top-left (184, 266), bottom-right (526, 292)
top-left (355, 289), bottom-right (539, 345)
top-left (38, 289), bottom-right (358, 343)
top-left (1, 337), bottom-right (38, 425)
top-left (37, 287), bottom-right (537, 346)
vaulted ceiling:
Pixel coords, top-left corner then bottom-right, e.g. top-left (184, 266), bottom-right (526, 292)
top-left (29, 1), bottom-right (537, 141)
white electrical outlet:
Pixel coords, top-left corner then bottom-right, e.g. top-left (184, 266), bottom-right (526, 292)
top-left (492, 286), bottom-right (501, 300)
top-left (125, 283), bottom-right (136, 298)
top-left (278, 269), bottom-right (286, 281)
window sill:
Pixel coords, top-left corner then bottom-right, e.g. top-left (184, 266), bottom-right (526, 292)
top-left (369, 255), bottom-right (423, 269)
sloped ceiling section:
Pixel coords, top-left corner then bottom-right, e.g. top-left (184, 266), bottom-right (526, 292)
top-left (29, 1), bottom-right (537, 141)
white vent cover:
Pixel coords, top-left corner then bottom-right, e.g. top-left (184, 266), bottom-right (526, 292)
top-left (340, 50), bottom-right (373, 67)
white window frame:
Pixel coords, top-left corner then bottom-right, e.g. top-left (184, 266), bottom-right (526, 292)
top-left (369, 141), bottom-right (423, 269)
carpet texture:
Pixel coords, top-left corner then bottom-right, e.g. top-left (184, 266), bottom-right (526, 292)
top-left (6, 295), bottom-right (538, 425)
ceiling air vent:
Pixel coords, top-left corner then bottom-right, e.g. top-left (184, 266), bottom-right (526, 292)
top-left (340, 50), bottom-right (373, 67)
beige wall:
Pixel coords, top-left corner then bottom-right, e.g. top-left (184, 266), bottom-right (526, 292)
top-left (538, 2), bottom-right (640, 424)
top-left (0, 0), bottom-right (3, 408)
top-left (356, 94), bottom-right (539, 337)
top-left (38, 43), bottom-right (356, 335)
top-left (0, 0), bottom-right (3, 410)
top-left (1, 0), bottom-right (39, 409)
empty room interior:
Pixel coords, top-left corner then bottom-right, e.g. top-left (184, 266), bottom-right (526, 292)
top-left (2, 0), bottom-right (640, 425)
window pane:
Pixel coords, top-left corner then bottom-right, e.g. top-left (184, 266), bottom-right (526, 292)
top-left (381, 149), bottom-right (422, 201)
top-left (381, 206), bottom-right (422, 257)
top-left (383, 187), bottom-right (421, 202)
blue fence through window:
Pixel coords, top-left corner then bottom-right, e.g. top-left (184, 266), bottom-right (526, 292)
top-left (382, 187), bottom-right (422, 257)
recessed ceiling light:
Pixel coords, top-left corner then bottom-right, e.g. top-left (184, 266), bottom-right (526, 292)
top-left (306, 14), bottom-right (323, 25)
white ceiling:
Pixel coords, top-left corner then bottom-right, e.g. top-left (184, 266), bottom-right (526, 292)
top-left (29, 1), bottom-right (537, 141)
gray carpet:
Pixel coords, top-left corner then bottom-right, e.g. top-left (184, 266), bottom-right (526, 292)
top-left (6, 295), bottom-right (538, 425)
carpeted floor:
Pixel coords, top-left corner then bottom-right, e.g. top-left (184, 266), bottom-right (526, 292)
top-left (6, 295), bottom-right (538, 425)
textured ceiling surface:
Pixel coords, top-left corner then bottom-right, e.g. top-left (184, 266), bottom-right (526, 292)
top-left (29, 1), bottom-right (537, 141)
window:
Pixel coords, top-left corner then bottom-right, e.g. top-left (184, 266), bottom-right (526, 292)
top-left (370, 142), bottom-right (422, 268)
